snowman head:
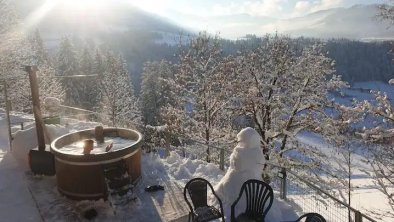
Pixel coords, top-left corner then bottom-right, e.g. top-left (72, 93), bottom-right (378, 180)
top-left (236, 127), bottom-right (261, 149)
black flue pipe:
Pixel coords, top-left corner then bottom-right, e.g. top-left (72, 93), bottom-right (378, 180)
top-left (26, 66), bottom-right (46, 151)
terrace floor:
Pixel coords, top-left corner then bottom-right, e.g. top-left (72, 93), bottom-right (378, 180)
top-left (0, 148), bottom-right (42, 221)
top-left (0, 130), bottom-right (191, 222)
top-left (24, 154), bottom-right (190, 221)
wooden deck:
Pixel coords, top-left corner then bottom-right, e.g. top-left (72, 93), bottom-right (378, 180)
top-left (26, 154), bottom-right (190, 221)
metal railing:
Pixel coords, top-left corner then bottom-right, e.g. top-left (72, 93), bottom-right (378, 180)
top-left (169, 139), bottom-right (232, 170)
top-left (279, 169), bottom-right (377, 222)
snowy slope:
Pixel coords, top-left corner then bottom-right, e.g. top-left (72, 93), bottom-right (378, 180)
top-left (13, 0), bottom-right (187, 46)
top-left (295, 131), bottom-right (393, 222)
top-left (332, 81), bottom-right (394, 106)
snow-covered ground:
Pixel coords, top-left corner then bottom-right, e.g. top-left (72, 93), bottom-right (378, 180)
top-left (0, 81), bottom-right (393, 221)
top-left (0, 113), bottom-right (298, 221)
top-left (333, 81), bottom-right (394, 106)
top-left (0, 150), bottom-right (43, 221)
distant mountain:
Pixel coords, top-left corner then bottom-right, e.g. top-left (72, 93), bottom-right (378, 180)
top-left (165, 12), bottom-right (276, 39)
top-left (13, 0), bottom-right (187, 45)
top-left (264, 4), bottom-right (394, 40)
top-left (13, 2), bottom-right (394, 41)
top-left (167, 4), bottom-right (394, 40)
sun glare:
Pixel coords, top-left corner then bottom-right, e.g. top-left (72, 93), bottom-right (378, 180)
top-left (53, 0), bottom-right (107, 13)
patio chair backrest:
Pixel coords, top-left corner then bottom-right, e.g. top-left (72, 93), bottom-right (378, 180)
top-left (295, 213), bottom-right (326, 222)
top-left (185, 178), bottom-right (209, 209)
top-left (233, 179), bottom-right (274, 219)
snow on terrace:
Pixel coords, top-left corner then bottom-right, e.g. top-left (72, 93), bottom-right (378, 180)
top-left (0, 118), bottom-right (42, 221)
top-left (2, 116), bottom-right (189, 221)
top-left (0, 111), bottom-right (298, 221)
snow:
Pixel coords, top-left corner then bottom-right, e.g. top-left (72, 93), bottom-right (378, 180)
top-left (11, 127), bottom-right (39, 170)
top-left (295, 131), bottom-right (393, 222)
top-left (334, 81), bottom-right (394, 106)
top-left (0, 111), bottom-right (392, 221)
top-left (214, 128), bottom-right (264, 210)
top-left (0, 134), bottom-right (42, 221)
top-left (43, 97), bottom-right (61, 115)
top-left (164, 151), bottom-right (223, 184)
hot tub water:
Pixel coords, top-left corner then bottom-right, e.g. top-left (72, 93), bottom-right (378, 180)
top-left (60, 137), bottom-right (136, 154)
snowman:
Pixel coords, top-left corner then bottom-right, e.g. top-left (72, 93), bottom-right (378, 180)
top-left (213, 127), bottom-right (298, 221)
top-left (213, 127), bottom-right (265, 216)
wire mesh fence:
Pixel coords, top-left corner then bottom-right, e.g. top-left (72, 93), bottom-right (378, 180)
top-left (282, 170), bottom-right (377, 222)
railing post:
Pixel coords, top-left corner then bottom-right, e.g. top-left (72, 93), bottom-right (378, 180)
top-left (355, 211), bottom-right (362, 222)
top-left (279, 168), bottom-right (287, 200)
top-left (219, 148), bottom-right (224, 171)
top-left (164, 133), bottom-right (170, 158)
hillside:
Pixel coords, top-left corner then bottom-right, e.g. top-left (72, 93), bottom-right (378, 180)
top-left (13, 0), bottom-right (187, 44)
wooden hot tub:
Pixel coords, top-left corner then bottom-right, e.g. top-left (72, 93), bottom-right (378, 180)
top-left (50, 128), bottom-right (142, 200)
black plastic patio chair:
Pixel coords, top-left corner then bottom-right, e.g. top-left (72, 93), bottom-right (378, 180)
top-left (231, 179), bottom-right (274, 222)
top-left (184, 178), bottom-right (225, 222)
top-left (295, 213), bottom-right (326, 222)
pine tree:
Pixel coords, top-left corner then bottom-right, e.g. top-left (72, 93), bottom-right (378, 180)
top-left (140, 60), bottom-right (174, 125)
top-left (78, 46), bottom-right (100, 109)
top-left (29, 30), bottom-right (65, 113)
top-left (99, 51), bottom-right (141, 127)
top-left (29, 29), bottom-right (49, 65)
top-left (57, 37), bottom-right (81, 106)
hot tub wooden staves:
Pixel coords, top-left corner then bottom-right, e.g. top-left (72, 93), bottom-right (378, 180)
top-left (50, 128), bottom-right (142, 200)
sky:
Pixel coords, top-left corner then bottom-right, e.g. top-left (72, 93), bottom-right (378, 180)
top-left (130, 0), bottom-right (379, 19)
top-left (18, 0), bottom-right (389, 39)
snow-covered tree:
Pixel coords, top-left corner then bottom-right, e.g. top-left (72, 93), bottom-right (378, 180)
top-left (78, 46), bottom-right (100, 109)
top-left (57, 37), bottom-right (81, 106)
top-left (343, 3), bottom-right (394, 212)
top-left (140, 60), bottom-right (174, 125)
top-left (28, 30), bottom-right (65, 114)
top-left (162, 33), bottom-right (236, 162)
top-left (378, 1), bottom-right (394, 25)
top-left (29, 29), bottom-right (49, 65)
top-left (349, 88), bottom-right (394, 212)
top-left (99, 51), bottom-right (141, 127)
top-left (0, 0), bottom-right (35, 112)
top-left (229, 35), bottom-right (347, 172)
